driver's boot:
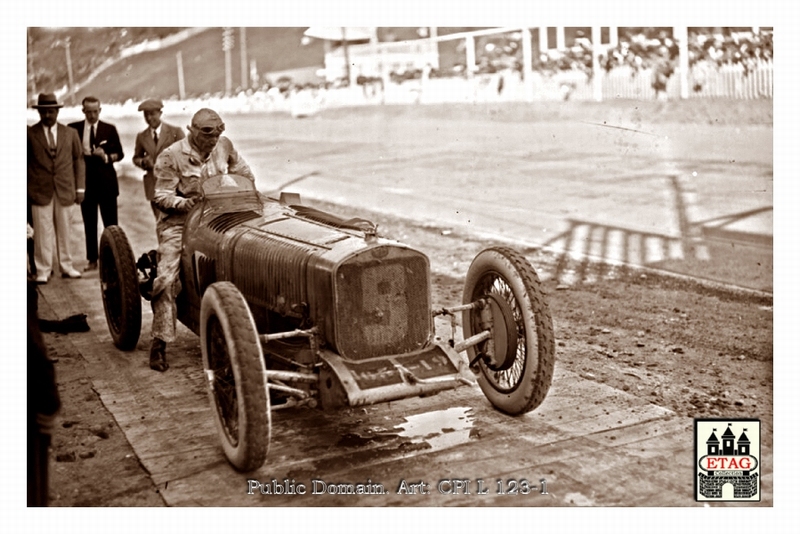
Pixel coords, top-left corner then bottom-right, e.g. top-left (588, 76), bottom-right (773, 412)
top-left (149, 338), bottom-right (169, 372)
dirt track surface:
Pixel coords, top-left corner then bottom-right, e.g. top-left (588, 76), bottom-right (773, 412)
top-left (91, 99), bottom-right (773, 292)
top-left (34, 100), bottom-right (772, 508)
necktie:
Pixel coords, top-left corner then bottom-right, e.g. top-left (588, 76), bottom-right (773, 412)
top-left (153, 129), bottom-right (158, 146)
top-left (89, 124), bottom-right (96, 150)
top-left (46, 127), bottom-right (56, 156)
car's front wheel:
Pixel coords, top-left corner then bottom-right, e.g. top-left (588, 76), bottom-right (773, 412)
top-left (462, 247), bottom-right (555, 415)
top-left (200, 282), bottom-right (271, 472)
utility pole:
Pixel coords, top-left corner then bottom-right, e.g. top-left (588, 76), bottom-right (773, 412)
top-left (65, 39), bottom-right (75, 104)
top-left (239, 27), bottom-right (248, 89)
top-left (592, 26), bottom-right (602, 102)
top-left (465, 34), bottom-right (476, 79)
top-left (53, 38), bottom-right (75, 105)
top-left (223, 27), bottom-right (234, 96)
top-left (370, 27), bottom-right (385, 103)
top-left (521, 28), bottom-right (533, 102)
top-left (430, 27), bottom-right (439, 69)
top-left (539, 26), bottom-right (548, 54)
top-left (176, 50), bottom-right (186, 99)
top-left (341, 27), bottom-right (352, 86)
top-left (674, 26), bottom-right (689, 99)
top-left (556, 26), bottom-right (565, 50)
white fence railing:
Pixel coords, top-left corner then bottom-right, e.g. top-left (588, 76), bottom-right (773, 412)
top-left (276, 59), bottom-right (774, 111)
top-left (400, 60), bottom-right (774, 104)
top-left (156, 59), bottom-right (773, 115)
top-left (309, 62), bottom-right (773, 105)
top-left (687, 61), bottom-right (773, 99)
top-left (597, 61), bottom-right (773, 100)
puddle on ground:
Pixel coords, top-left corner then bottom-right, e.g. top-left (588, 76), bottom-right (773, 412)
top-left (336, 430), bottom-right (397, 448)
top-left (394, 407), bottom-right (475, 452)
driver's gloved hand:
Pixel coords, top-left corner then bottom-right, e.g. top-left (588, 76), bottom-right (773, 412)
top-left (174, 197), bottom-right (197, 213)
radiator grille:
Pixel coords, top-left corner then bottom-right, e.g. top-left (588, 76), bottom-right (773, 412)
top-left (335, 252), bottom-right (430, 360)
top-left (230, 232), bottom-right (313, 310)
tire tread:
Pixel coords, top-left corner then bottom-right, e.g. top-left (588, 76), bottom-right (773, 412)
top-left (202, 282), bottom-right (269, 472)
top-left (99, 225), bottom-right (142, 350)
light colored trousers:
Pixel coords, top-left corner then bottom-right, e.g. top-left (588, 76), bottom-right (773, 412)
top-left (150, 223), bottom-right (183, 343)
top-left (31, 199), bottom-right (77, 278)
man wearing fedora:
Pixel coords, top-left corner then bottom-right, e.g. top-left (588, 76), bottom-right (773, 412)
top-left (69, 96), bottom-right (124, 272)
top-left (27, 93), bottom-right (86, 283)
top-left (132, 99), bottom-right (184, 219)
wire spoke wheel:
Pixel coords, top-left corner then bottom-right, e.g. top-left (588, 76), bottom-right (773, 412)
top-left (474, 273), bottom-right (529, 392)
top-left (206, 316), bottom-right (239, 445)
top-left (462, 247), bottom-right (555, 415)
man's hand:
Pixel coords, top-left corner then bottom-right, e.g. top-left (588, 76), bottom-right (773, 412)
top-left (175, 197), bottom-right (197, 213)
top-left (135, 156), bottom-right (152, 170)
top-left (76, 191), bottom-right (85, 204)
top-left (92, 146), bottom-right (107, 162)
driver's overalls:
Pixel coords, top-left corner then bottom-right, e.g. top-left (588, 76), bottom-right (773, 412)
top-left (150, 136), bottom-right (255, 342)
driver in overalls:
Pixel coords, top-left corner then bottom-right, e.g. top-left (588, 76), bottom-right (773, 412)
top-left (148, 108), bottom-right (255, 371)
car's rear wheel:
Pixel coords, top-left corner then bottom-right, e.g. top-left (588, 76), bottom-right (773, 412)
top-left (99, 225), bottom-right (142, 350)
top-left (462, 247), bottom-right (555, 415)
top-left (200, 282), bottom-right (270, 472)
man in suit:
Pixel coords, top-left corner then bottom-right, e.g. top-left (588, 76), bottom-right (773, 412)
top-left (27, 93), bottom-right (86, 283)
top-left (132, 99), bottom-right (185, 219)
top-left (69, 96), bottom-right (124, 271)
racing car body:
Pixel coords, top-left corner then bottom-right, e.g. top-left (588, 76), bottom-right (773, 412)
top-left (99, 174), bottom-right (555, 471)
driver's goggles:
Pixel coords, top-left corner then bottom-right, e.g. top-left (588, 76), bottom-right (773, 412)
top-left (196, 124), bottom-right (225, 135)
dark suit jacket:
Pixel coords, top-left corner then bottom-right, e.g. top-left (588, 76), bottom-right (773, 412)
top-left (133, 122), bottom-right (185, 200)
top-left (27, 122), bottom-right (86, 206)
top-left (68, 120), bottom-right (124, 199)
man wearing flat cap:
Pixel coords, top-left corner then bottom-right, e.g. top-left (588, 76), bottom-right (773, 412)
top-left (27, 93), bottom-right (86, 283)
top-left (132, 99), bottom-right (184, 219)
top-left (147, 108), bottom-right (255, 371)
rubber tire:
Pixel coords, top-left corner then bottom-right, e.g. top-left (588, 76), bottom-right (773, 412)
top-left (462, 247), bottom-right (555, 415)
top-left (98, 226), bottom-right (142, 350)
top-left (200, 282), bottom-right (270, 472)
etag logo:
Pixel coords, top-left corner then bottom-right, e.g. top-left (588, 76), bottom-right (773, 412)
top-left (695, 419), bottom-right (761, 502)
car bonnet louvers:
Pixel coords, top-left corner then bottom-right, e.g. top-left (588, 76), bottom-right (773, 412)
top-left (207, 210), bottom-right (262, 233)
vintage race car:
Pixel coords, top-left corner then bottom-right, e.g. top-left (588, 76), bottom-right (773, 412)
top-left (98, 174), bottom-right (555, 471)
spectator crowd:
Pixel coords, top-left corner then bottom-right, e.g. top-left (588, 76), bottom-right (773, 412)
top-left (600, 27), bottom-right (773, 75)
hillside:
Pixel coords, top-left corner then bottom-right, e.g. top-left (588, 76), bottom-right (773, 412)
top-left (60, 28), bottom-right (327, 103)
top-left (29, 27), bottom-right (488, 104)
top-left (28, 28), bottom-right (187, 100)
